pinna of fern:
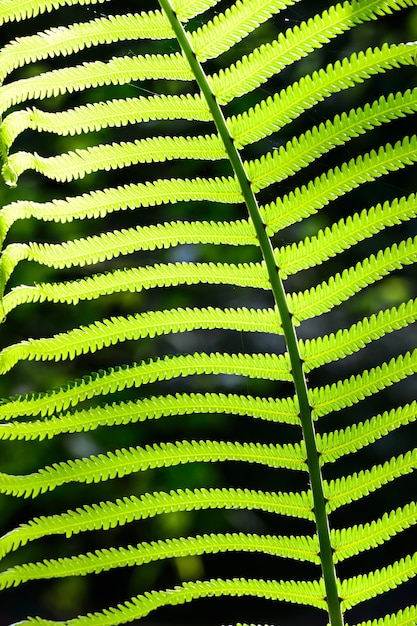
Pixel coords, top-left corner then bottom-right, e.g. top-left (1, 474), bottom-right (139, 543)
top-left (0, 1), bottom-right (416, 626)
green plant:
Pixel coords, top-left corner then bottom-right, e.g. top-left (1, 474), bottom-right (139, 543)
top-left (0, 0), bottom-right (416, 624)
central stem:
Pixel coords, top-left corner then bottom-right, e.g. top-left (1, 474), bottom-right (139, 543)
top-left (157, 2), bottom-right (344, 624)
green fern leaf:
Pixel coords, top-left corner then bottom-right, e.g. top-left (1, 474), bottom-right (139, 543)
top-left (0, 351), bottom-right (291, 421)
top-left (318, 403), bottom-right (417, 463)
top-left (0, 306), bottom-right (284, 374)
top-left (349, 605), bottom-right (417, 626)
top-left (326, 450), bottom-right (417, 512)
top-left (341, 552), bottom-right (417, 610)
top-left (0, 531), bottom-right (319, 591)
top-left (0, 487), bottom-right (314, 559)
top-left (5, 134), bottom-right (228, 184)
top-left (302, 299), bottom-right (417, 371)
top-left (14, 578), bottom-right (326, 625)
top-left (311, 350), bottom-right (417, 418)
top-left (0, 439), bottom-right (307, 497)
top-left (0, 12), bottom-right (175, 83)
top-left (1, 0), bottom-right (417, 624)
top-left (231, 42), bottom-right (417, 152)
top-left (0, 93), bottom-right (211, 150)
top-left (0, 392), bottom-right (300, 442)
top-left (332, 501), bottom-right (417, 562)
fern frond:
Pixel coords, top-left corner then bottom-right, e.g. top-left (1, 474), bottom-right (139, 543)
top-left (171, 0), bottom-right (220, 22)
top-left (5, 134), bottom-right (228, 184)
top-left (311, 350), bottom-right (417, 418)
top-left (0, 12), bottom-right (174, 83)
top-left (0, 53), bottom-right (193, 123)
top-left (0, 222), bottom-right (253, 302)
top-left (0, 392), bottom-right (300, 441)
top-left (0, 221), bottom-right (255, 290)
top-left (0, 439), bottom-right (307, 498)
top-left (0, 0), bottom-right (106, 25)
top-left (0, 176), bottom-right (242, 245)
top-left (325, 449), bottom-right (417, 512)
top-left (265, 135), bottom-right (417, 235)
top-left (318, 403), bottom-right (417, 463)
top-left (189, 0), bottom-right (301, 61)
top-left (332, 501), bottom-right (417, 562)
top-left (3, 262), bottom-right (271, 312)
top-left (350, 605), bottom-right (417, 626)
top-left (0, 351), bottom-right (291, 422)
top-left (0, 487), bottom-right (314, 558)
top-left (229, 43), bottom-right (417, 148)
top-left (247, 91), bottom-right (417, 192)
top-left (341, 552), bottom-right (417, 610)
top-left (210, 15), bottom-right (417, 104)
top-left (301, 300), bottom-right (417, 372)
top-left (290, 236), bottom-right (417, 323)
top-left (0, 220), bottom-right (254, 294)
top-left (277, 193), bottom-right (417, 279)
top-left (13, 578), bottom-right (326, 625)
top-left (0, 307), bottom-right (283, 374)
top-left (0, 531), bottom-right (320, 590)
top-left (1, 0), bottom-right (416, 622)
top-left (0, 93), bottom-right (211, 150)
